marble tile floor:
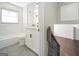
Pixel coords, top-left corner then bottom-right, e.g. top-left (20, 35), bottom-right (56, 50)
top-left (0, 43), bottom-right (37, 56)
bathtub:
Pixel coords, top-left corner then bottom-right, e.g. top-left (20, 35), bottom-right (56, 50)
top-left (0, 33), bottom-right (26, 49)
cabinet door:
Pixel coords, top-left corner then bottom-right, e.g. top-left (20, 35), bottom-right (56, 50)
top-left (32, 30), bottom-right (40, 54)
top-left (25, 29), bottom-right (33, 49)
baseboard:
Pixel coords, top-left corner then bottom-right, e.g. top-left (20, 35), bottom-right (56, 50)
top-left (24, 45), bottom-right (38, 56)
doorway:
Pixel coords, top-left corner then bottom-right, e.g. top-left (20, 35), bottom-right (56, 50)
top-left (25, 2), bottom-right (41, 55)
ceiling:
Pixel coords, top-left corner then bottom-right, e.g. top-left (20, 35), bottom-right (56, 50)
top-left (10, 2), bottom-right (31, 7)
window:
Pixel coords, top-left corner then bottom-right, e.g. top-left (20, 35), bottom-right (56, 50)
top-left (1, 8), bottom-right (18, 23)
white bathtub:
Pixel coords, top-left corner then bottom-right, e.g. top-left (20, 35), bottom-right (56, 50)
top-left (0, 33), bottom-right (26, 49)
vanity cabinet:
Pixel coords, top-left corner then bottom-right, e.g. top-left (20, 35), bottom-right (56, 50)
top-left (25, 28), bottom-right (40, 55)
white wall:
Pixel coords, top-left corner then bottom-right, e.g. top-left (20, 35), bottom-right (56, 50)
top-left (0, 2), bottom-right (23, 36)
top-left (44, 2), bottom-right (57, 56)
top-left (39, 2), bottom-right (45, 55)
top-left (23, 6), bottom-right (28, 33)
top-left (44, 2), bottom-right (57, 32)
top-left (39, 2), bottom-right (58, 56)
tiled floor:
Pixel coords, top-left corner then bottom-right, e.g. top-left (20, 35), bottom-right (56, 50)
top-left (0, 43), bottom-right (37, 56)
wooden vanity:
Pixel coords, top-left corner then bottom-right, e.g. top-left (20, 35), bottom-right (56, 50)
top-left (55, 36), bottom-right (79, 56)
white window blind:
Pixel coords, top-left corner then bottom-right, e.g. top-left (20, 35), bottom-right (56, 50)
top-left (2, 8), bottom-right (18, 23)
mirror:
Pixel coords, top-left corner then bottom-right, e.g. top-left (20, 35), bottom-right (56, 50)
top-left (58, 2), bottom-right (78, 24)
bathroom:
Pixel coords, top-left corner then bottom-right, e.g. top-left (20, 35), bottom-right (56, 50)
top-left (0, 2), bottom-right (79, 56)
top-left (0, 2), bottom-right (41, 56)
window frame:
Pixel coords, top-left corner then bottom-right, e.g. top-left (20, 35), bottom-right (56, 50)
top-left (1, 8), bottom-right (19, 24)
